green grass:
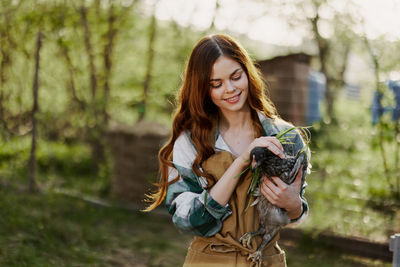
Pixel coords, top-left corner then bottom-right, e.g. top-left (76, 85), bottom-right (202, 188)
top-left (0, 137), bottom-right (110, 196)
top-left (0, 186), bottom-right (190, 267)
top-left (0, 185), bottom-right (391, 267)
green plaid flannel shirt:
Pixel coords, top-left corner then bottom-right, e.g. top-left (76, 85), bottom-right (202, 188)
top-left (166, 113), bottom-right (311, 237)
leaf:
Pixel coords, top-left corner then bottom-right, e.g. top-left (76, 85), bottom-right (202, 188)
top-left (202, 191), bottom-right (208, 217)
top-left (244, 196), bottom-right (252, 212)
top-left (276, 126), bottom-right (312, 144)
top-left (276, 126), bottom-right (298, 140)
top-left (234, 165), bottom-right (250, 179)
top-left (247, 167), bottom-right (260, 195)
top-left (276, 126), bottom-right (312, 159)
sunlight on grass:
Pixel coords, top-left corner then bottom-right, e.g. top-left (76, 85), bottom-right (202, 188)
top-left (303, 98), bottom-right (399, 242)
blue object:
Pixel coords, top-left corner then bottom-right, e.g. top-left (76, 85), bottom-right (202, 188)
top-left (388, 80), bottom-right (400, 122)
top-left (371, 90), bottom-right (385, 125)
top-left (389, 234), bottom-right (400, 267)
top-left (346, 84), bottom-right (360, 99)
top-left (306, 71), bottom-right (326, 125)
top-left (371, 80), bottom-right (400, 124)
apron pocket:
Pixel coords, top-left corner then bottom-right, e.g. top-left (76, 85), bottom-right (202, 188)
top-left (183, 248), bottom-right (237, 266)
top-left (262, 249), bottom-right (286, 267)
top-left (210, 243), bottom-right (239, 253)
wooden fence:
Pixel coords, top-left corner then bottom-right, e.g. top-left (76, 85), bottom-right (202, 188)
top-left (280, 228), bottom-right (392, 262)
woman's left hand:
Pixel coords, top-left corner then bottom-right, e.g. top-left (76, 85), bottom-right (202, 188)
top-left (260, 167), bottom-right (303, 220)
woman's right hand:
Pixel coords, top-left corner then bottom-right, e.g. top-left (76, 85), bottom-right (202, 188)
top-left (238, 136), bottom-right (285, 166)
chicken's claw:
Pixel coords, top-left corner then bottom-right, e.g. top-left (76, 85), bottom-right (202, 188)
top-left (248, 250), bottom-right (263, 267)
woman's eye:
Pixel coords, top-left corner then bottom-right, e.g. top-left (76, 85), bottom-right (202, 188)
top-left (210, 83), bottom-right (222, 88)
top-left (232, 74), bottom-right (241, 81)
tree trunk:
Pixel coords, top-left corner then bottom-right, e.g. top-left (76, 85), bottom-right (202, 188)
top-left (310, 11), bottom-right (335, 123)
top-left (138, 3), bottom-right (157, 122)
top-left (94, 0), bottom-right (101, 17)
top-left (28, 31), bottom-right (42, 193)
top-left (79, 4), bottom-right (97, 101)
top-left (102, 3), bottom-right (117, 125)
top-left (58, 38), bottom-right (84, 108)
top-left (337, 44), bottom-right (350, 88)
top-left (209, 0), bottom-right (220, 31)
top-left (79, 2), bottom-right (105, 169)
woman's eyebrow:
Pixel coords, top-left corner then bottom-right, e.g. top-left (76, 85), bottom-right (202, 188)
top-left (210, 68), bottom-right (242, 82)
top-left (230, 68), bottom-right (242, 76)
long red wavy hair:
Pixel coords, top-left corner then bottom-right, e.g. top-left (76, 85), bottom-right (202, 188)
top-left (144, 34), bottom-right (278, 211)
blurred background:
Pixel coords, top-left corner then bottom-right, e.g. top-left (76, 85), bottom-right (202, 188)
top-left (0, 0), bottom-right (400, 266)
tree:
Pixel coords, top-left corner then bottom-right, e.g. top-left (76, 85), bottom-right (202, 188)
top-left (364, 34), bottom-right (400, 199)
top-left (138, 0), bottom-right (158, 122)
top-left (209, 0), bottom-right (221, 31)
top-left (28, 30), bottom-right (43, 193)
top-left (298, 0), bottom-right (355, 123)
top-left (246, 0), bottom-right (356, 123)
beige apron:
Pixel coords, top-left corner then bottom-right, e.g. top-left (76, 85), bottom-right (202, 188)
top-left (183, 151), bottom-right (287, 267)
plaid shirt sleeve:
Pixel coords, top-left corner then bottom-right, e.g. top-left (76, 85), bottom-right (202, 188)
top-left (272, 119), bottom-right (311, 225)
top-left (165, 132), bottom-right (232, 237)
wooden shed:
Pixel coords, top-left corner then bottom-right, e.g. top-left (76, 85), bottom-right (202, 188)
top-left (258, 53), bottom-right (311, 126)
top-left (107, 121), bottom-right (169, 208)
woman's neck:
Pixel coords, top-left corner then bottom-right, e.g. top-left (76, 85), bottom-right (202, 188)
top-left (218, 108), bottom-right (253, 134)
top-left (218, 106), bottom-right (255, 157)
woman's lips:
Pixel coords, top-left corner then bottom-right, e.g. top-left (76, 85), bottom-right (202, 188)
top-left (224, 91), bottom-right (242, 103)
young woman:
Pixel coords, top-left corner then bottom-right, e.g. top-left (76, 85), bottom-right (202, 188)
top-left (145, 34), bottom-right (310, 267)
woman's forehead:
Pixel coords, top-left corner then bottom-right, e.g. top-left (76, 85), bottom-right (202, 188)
top-left (210, 56), bottom-right (242, 80)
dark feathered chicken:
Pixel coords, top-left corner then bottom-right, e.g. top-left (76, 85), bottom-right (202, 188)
top-left (239, 146), bottom-right (305, 267)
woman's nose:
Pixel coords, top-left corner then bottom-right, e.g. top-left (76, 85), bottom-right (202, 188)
top-left (225, 80), bottom-right (236, 93)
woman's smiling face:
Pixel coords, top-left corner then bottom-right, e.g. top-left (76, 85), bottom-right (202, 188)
top-left (209, 56), bottom-right (249, 114)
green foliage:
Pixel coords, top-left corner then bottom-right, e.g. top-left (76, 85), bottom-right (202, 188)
top-left (1, 1), bottom-right (187, 139)
top-left (369, 83), bottom-right (400, 198)
top-left (303, 98), bottom-right (399, 241)
top-left (0, 136), bottom-right (94, 175)
top-left (0, 136), bottom-right (113, 196)
top-left (35, 141), bottom-right (94, 176)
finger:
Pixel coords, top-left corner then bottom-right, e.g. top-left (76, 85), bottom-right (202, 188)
top-left (259, 137), bottom-right (283, 151)
top-left (294, 166), bottom-right (303, 184)
top-left (263, 177), bottom-right (281, 195)
top-left (263, 141), bottom-right (285, 159)
top-left (261, 183), bottom-right (277, 204)
top-left (253, 137), bottom-right (284, 159)
top-left (269, 137), bottom-right (284, 152)
top-left (271, 176), bottom-right (288, 190)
